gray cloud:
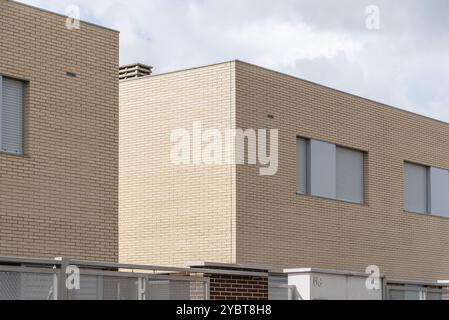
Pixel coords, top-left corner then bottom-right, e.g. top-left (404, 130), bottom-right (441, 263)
top-left (17, 0), bottom-right (449, 121)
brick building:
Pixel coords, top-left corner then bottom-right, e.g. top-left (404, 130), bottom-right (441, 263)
top-left (119, 60), bottom-right (449, 285)
top-left (0, 0), bottom-right (119, 261)
top-left (2, 0), bottom-right (448, 300)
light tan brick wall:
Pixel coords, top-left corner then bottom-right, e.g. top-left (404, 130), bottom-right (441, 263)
top-left (235, 61), bottom-right (449, 282)
top-left (119, 62), bottom-right (236, 266)
top-left (0, 0), bottom-right (118, 261)
top-left (119, 59), bottom-right (449, 282)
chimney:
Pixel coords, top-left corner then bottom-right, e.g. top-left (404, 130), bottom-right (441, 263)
top-left (119, 63), bottom-right (152, 80)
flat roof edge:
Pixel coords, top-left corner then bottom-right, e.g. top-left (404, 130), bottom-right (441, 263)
top-left (186, 261), bottom-right (271, 271)
top-left (234, 59), bottom-right (449, 128)
top-left (119, 59), bottom-right (449, 128)
top-left (118, 60), bottom-right (236, 83)
top-left (283, 267), bottom-right (384, 278)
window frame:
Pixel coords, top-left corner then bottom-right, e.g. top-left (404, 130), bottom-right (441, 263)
top-left (404, 161), bottom-right (449, 218)
top-left (0, 74), bottom-right (25, 156)
top-left (296, 136), bottom-right (366, 205)
top-left (296, 137), bottom-right (309, 195)
top-left (403, 161), bottom-right (430, 214)
top-left (336, 145), bottom-right (365, 204)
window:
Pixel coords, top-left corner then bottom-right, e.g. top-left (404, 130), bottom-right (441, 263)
top-left (296, 138), bottom-right (308, 194)
top-left (336, 147), bottom-right (364, 203)
top-left (404, 162), bottom-right (449, 217)
top-left (308, 139), bottom-right (337, 199)
top-left (296, 137), bottom-right (364, 204)
top-left (403, 162), bottom-right (428, 214)
top-left (0, 75), bottom-right (24, 155)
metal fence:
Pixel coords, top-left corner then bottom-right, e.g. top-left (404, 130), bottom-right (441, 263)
top-left (0, 256), bottom-right (210, 300)
top-left (268, 274), bottom-right (290, 300)
top-left (0, 267), bottom-right (58, 300)
top-left (386, 282), bottom-right (449, 300)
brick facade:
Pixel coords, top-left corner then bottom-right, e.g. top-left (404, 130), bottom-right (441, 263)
top-left (120, 60), bottom-right (449, 282)
top-left (188, 263), bottom-right (270, 300)
top-left (0, 0), bottom-right (119, 261)
top-left (207, 274), bottom-right (268, 300)
top-left (119, 62), bottom-right (236, 266)
top-left (234, 61), bottom-right (449, 282)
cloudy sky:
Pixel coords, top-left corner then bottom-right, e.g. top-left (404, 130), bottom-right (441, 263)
top-left (18, 0), bottom-right (449, 121)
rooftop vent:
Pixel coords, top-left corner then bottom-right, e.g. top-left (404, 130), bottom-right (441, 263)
top-left (119, 63), bottom-right (153, 80)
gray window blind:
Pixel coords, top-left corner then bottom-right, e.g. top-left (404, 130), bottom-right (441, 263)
top-left (309, 139), bottom-right (336, 199)
top-left (296, 137), bottom-right (308, 194)
top-left (297, 137), bottom-right (365, 203)
top-left (404, 162), bottom-right (428, 214)
top-left (336, 147), bottom-right (364, 203)
top-left (1, 76), bottom-right (24, 155)
top-left (429, 167), bottom-right (449, 217)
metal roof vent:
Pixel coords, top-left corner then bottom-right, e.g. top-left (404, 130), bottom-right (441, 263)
top-left (119, 63), bottom-right (152, 80)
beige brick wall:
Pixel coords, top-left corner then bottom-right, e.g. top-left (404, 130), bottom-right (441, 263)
top-left (120, 59), bottom-right (449, 282)
top-left (0, 0), bottom-right (118, 261)
top-left (119, 62), bottom-right (236, 266)
top-left (235, 61), bottom-right (449, 282)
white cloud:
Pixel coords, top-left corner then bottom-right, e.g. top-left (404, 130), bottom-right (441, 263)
top-left (224, 20), bottom-right (365, 69)
top-left (16, 0), bottom-right (449, 122)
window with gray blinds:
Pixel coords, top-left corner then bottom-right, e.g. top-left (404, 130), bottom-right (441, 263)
top-left (404, 162), bottom-right (449, 217)
top-left (404, 162), bottom-right (429, 214)
top-left (296, 137), bottom-right (364, 204)
top-left (309, 139), bottom-right (337, 199)
top-left (336, 147), bottom-right (364, 203)
top-left (429, 167), bottom-right (449, 217)
top-left (0, 76), bottom-right (24, 155)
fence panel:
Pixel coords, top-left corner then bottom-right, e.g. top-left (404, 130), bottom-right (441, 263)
top-left (386, 284), bottom-right (447, 300)
top-left (0, 257), bottom-right (213, 300)
top-left (0, 266), bottom-right (57, 300)
top-left (64, 270), bottom-right (208, 300)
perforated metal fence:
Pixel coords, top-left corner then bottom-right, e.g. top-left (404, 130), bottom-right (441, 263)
top-left (0, 266), bottom-right (58, 300)
top-left (0, 256), bottom-right (209, 300)
top-left (386, 283), bottom-right (449, 300)
top-left (67, 273), bottom-right (208, 300)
